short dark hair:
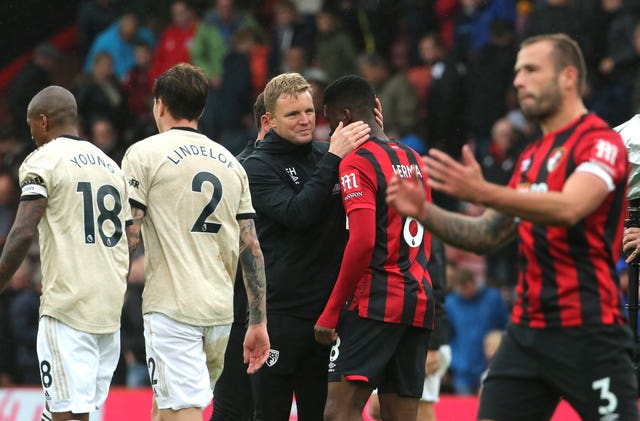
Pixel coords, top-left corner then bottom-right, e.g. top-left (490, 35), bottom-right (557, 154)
top-left (322, 75), bottom-right (376, 117)
top-left (153, 63), bottom-right (208, 121)
top-left (253, 92), bottom-right (266, 127)
top-left (521, 33), bottom-right (587, 95)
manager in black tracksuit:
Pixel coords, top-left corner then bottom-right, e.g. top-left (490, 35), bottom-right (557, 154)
top-left (242, 73), bottom-right (370, 421)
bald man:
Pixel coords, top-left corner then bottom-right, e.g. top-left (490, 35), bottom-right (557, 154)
top-left (0, 86), bottom-right (132, 421)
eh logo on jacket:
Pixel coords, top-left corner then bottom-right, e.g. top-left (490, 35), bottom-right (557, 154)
top-left (285, 167), bottom-right (300, 184)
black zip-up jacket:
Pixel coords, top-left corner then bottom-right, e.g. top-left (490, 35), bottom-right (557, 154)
top-left (243, 129), bottom-right (347, 320)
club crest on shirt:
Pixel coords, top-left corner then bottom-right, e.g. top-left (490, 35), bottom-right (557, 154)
top-left (546, 147), bottom-right (565, 172)
top-left (266, 349), bottom-right (280, 367)
top-left (285, 167), bottom-right (300, 184)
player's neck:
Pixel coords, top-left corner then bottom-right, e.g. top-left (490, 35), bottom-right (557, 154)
top-left (45, 126), bottom-right (79, 144)
top-left (368, 120), bottom-right (388, 141)
top-left (539, 97), bottom-right (588, 135)
top-left (158, 117), bottom-right (198, 133)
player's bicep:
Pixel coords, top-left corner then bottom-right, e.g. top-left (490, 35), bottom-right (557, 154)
top-left (560, 171), bottom-right (610, 221)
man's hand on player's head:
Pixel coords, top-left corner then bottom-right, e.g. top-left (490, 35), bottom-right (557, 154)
top-left (328, 121), bottom-right (371, 158)
top-left (423, 145), bottom-right (488, 204)
top-left (243, 322), bottom-right (270, 374)
top-left (374, 97), bottom-right (383, 130)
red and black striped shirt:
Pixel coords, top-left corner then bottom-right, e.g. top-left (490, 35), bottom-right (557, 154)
top-left (509, 113), bottom-right (628, 328)
top-left (335, 138), bottom-right (434, 328)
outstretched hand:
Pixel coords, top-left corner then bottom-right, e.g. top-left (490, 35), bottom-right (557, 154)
top-left (386, 172), bottom-right (429, 221)
top-left (328, 121), bottom-right (371, 158)
top-left (243, 322), bottom-right (270, 374)
top-left (423, 145), bottom-right (486, 203)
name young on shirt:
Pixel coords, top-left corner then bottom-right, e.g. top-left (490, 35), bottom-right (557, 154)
top-left (167, 144), bottom-right (235, 168)
top-left (70, 153), bottom-right (115, 173)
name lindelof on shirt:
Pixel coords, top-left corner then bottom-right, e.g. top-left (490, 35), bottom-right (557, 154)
top-left (70, 153), bottom-right (116, 173)
top-left (167, 144), bottom-right (234, 168)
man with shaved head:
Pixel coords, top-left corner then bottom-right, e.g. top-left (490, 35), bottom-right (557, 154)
top-left (0, 85), bottom-right (131, 421)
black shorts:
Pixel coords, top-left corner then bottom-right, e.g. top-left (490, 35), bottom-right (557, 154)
top-left (327, 307), bottom-right (431, 398)
top-left (479, 324), bottom-right (639, 421)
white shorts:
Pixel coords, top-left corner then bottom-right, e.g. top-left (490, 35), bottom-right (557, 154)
top-left (36, 316), bottom-right (120, 414)
top-left (143, 312), bottom-right (231, 411)
top-left (421, 345), bottom-right (452, 402)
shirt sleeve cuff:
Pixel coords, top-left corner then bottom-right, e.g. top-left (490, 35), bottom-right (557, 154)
top-left (575, 162), bottom-right (615, 192)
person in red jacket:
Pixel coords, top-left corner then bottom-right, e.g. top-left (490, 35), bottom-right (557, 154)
top-left (149, 0), bottom-right (199, 83)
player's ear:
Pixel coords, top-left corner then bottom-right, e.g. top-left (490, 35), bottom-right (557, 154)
top-left (344, 108), bottom-right (353, 125)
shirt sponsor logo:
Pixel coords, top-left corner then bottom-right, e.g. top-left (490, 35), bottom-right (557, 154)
top-left (517, 182), bottom-right (548, 192)
top-left (344, 191), bottom-right (363, 201)
top-left (341, 172), bottom-right (359, 192)
top-left (594, 139), bottom-right (618, 165)
top-left (266, 349), bottom-right (280, 367)
top-left (129, 178), bottom-right (140, 189)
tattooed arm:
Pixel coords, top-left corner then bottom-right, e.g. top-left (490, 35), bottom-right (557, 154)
top-left (386, 174), bottom-right (516, 254)
top-left (125, 206), bottom-right (145, 258)
top-left (238, 218), bottom-right (266, 324)
top-left (421, 206), bottom-right (517, 254)
top-left (238, 218), bottom-right (270, 373)
top-left (0, 198), bottom-right (47, 291)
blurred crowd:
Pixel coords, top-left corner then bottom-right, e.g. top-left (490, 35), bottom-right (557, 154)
top-left (1, 0), bottom-right (640, 395)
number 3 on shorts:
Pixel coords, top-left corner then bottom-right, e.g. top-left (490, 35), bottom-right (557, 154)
top-left (592, 377), bottom-right (618, 415)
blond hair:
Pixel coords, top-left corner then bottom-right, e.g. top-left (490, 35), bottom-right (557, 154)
top-left (264, 73), bottom-right (311, 114)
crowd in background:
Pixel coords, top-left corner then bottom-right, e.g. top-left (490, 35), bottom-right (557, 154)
top-left (1, 0), bottom-right (640, 396)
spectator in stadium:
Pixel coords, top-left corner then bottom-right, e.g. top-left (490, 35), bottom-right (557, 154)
top-left (445, 267), bottom-right (508, 394)
top-left (0, 85), bottom-right (131, 421)
top-left (149, 0), bottom-right (199, 83)
top-left (217, 29), bottom-right (259, 155)
top-left (314, 74), bottom-right (433, 421)
top-left (242, 73), bottom-right (370, 420)
top-left (76, 0), bottom-right (120, 60)
top-left (122, 41), bottom-right (156, 143)
top-left (83, 12), bottom-right (155, 80)
top-left (75, 52), bottom-right (128, 136)
top-left (122, 63), bottom-right (269, 421)
top-left (190, 0), bottom-right (266, 139)
top-left (588, 0), bottom-right (636, 127)
top-left (210, 92), bottom-right (270, 421)
top-left (419, 32), bottom-right (467, 159)
top-left (314, 7), bottom-right (358, 82)
top-left (387, 34), bottom-right (639, 419)
top-left (464, 19), bottom-right (517, 159)
top-left (89, 118), bottom-right (126, 164)
top-left (267, 0), bottom-right (315, 77)
top-left (6, 43), bottom-right (62, 140)
top-left (358, 53), bottom-right (419, 141)
top-left (480, 118), bottom-right (521, 289)
top-left (8, 259), bottom-right (40, 385)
